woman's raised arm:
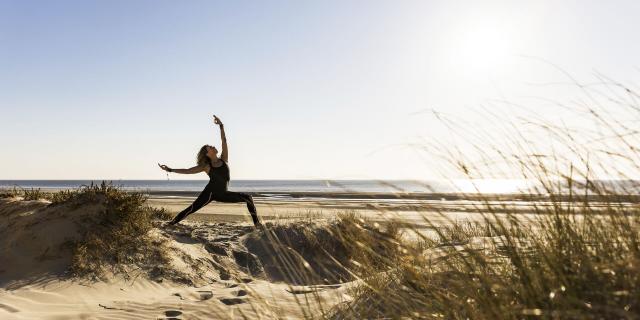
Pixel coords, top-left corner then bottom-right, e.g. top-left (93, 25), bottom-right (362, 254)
top-left (214, 115), bottom-right (228, 162)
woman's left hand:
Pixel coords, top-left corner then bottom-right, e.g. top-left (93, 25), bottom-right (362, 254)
top-left (213, 115), bottom-right (223, 127)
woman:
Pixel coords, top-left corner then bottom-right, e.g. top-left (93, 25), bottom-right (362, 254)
top-left (158, 115), bottom-right (262, 227)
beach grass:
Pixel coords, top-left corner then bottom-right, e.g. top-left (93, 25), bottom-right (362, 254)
top-left (0, 186), bottom-right (20, 198)
top-left (245, 212), bottom-right (403, 285)
top-left (315, 80), bottom-right (640, 319)
top-left (46, 181), bottom-right (172, 280)
top-left (0, 186), bottom-right (45, 200)
top-left (323, 205), bottom-right (640, 319)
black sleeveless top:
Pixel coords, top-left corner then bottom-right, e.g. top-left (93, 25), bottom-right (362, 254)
top-left (207, 159), bottom-right (230, 186)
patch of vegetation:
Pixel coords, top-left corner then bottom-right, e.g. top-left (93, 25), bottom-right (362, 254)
top-left (22, 188), bottom-right (48, 201)
top-left (53, 181), bottom-right (172, 280)
top-left (329, 207), bottom-right (640, 319)
top-left (428, 219), bottom-right (508, 246)
top-left (245, 212), bottom-right (404, 285)
top-left (0, 186), bottom-right (51, 200)
top-left (325, 78), bottom-right (640, 319)
top-left (0, 186), bottom-right (20, 198)
top-left (148, 206), bottom-right (173, 220)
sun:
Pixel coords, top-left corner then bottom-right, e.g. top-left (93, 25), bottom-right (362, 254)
top-left (447, 21), bottom-right (514, 75)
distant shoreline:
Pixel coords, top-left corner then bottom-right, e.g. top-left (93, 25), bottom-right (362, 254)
top-left (8, 187), bottom-right (637, 203)
top-left (3, 180), bottom-right (640, 200)
top-left (146, 190), bottom-right (640, 203)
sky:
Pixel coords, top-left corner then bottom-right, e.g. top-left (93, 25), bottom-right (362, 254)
top-left (1, 0), bottom-right (639, 180)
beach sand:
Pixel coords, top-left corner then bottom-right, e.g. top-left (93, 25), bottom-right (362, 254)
top-left (0, 196), bottom-right (357, 319)
top-left (145, 193), bottom-right (626, 239)
top-left (1, 192), bottom-right (629, 319)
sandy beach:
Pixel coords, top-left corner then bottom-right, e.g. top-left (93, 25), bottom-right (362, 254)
top-left (0, 189), bottom-right (534, 319)
top-left (0, 194), bottom-right (358, 319)
top-left (2, 188), bottom-right (639, 319)
top-left (146, 191), bottom-right (640, 235)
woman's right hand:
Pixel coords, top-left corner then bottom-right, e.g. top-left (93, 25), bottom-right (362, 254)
top-left (158, 163), bottom-right (171, 172)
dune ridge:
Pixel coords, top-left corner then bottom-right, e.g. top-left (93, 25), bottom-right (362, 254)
top-left (0, 190), bottom-right (365, 319)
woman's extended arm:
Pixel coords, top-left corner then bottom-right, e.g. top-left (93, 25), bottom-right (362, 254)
top-left (214, 115), bottom-right (228, 162)
top-left (158, 163), bottom-right (204, 174)
top-left (220, 125), bottom-right (228, 162)
top-left (172, 165), bottom-right (204, 174)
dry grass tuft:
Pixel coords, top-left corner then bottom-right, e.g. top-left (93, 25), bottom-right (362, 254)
top-left (245, 212), bottom-right (404, 285)
top-left (0, 186), bottom-right (20, 198)
top-left (53, 181), bottom-right (172, 280)
top-left (0, 186), bottom-right (48, 200)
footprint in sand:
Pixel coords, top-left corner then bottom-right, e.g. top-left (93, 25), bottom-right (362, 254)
top-left (197, 290), bottom-right (214, 300)
top-left (172, 293), bottom-right (184, 300)
top-left (219, 297), bottom-right (246, 305)
top-left (164, 310), bottom-right (182, 318)
top-left (233, 289), bottom-right (248, 297)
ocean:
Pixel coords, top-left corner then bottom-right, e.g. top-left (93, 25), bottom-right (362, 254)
top-left (0, 180), bottom-right (447, 194)
top-left (2, 179), bottom-right (639, 195)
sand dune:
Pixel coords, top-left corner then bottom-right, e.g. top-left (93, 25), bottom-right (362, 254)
top-left (0, 192), bottom-right (550, 319)
top-left (0, 197), bottom-right (353, 319)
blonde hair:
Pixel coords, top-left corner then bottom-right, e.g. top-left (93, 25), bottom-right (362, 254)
top-left (197, 145), bottom-right (212, 168)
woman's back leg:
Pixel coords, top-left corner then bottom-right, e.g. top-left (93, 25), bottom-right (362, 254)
top-left (213, 191), bottom-right (261, 226)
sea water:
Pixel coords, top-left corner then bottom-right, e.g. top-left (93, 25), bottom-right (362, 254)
top-left (1, 179), bottom-right (638, 195)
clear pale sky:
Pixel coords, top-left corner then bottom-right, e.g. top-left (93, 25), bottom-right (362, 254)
top-left (1, 1), bottom-right (639, 180)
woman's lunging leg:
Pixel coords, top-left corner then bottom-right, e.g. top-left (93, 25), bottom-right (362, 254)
top-left (213, 191), bottom-right (261, 226)
top-left (170, 189), bottom-right (214, 224)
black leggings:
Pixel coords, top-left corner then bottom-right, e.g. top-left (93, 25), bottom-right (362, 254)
top-left (171, 185), bottom-right (260, 226)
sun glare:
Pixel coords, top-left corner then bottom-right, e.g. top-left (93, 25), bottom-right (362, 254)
top-left (446, 21), bottom-right (514, 76)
